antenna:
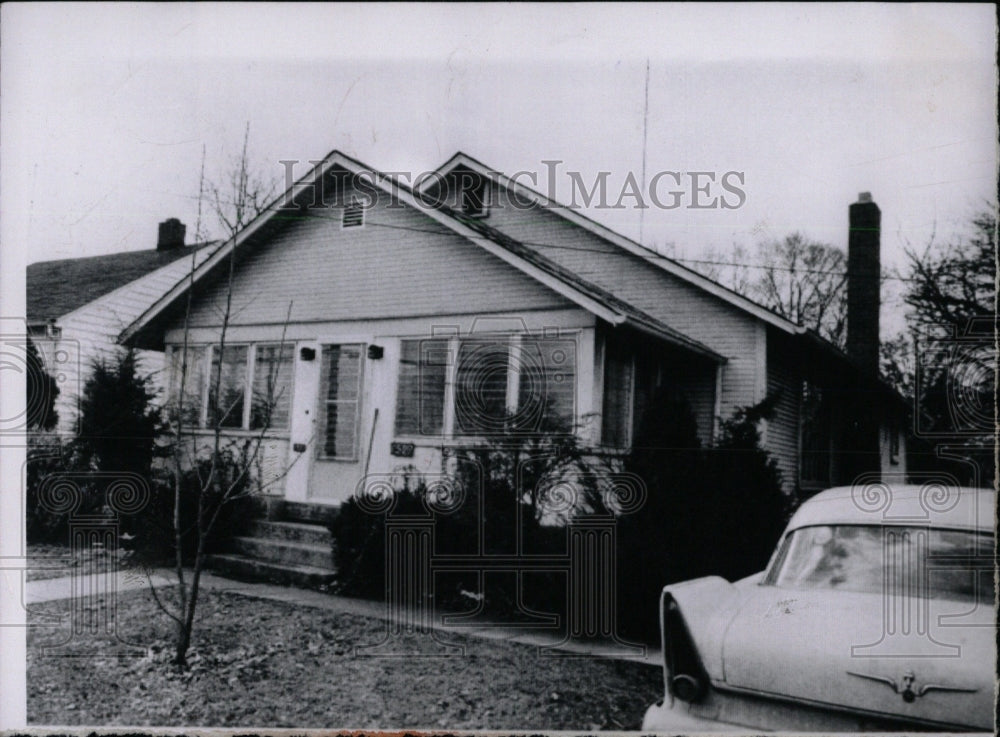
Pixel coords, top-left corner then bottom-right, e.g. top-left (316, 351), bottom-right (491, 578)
top-left (640, 58), bottom-right (650, 245)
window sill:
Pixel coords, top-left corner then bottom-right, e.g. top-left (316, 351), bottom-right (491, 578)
top-left (181, 428), bottom-right (291, 441)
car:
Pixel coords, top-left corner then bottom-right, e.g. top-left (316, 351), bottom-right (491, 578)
top-left (642, 483), bottom-right (995, 732)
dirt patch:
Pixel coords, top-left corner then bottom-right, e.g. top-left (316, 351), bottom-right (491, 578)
top-left (28, 587), bottom-right (661, 729)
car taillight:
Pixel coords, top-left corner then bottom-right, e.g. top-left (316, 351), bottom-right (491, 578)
top-left (661, 591), bottom-right (708, 703)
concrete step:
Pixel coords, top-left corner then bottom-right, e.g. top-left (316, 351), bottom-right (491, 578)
top-left (231, 536), bottom-right (334, 570)
top-left (248, 519), bottom-right (333, 546)
top-left (279, 501), bottom-right (339, 526)
top-left (205, 553), bottom-right (337, 589)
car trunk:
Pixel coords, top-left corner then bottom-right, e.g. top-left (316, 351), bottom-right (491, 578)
top-left (720, 587), bottom-right (993, 730)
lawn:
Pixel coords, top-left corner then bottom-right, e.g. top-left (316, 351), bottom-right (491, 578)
top-left (26, 543), bottom-right (124, 582)
top-left (27, 587), bottom-right (662, 729)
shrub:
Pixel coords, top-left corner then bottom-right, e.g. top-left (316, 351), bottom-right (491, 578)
top-left (122, 446), bottom-right (257, 568)
top-left (75, 349), bottom-right (165, 477)
top-left (616, 391), bottom-right (793, 642)
top-left (25, 433), bottom-right (83, 543)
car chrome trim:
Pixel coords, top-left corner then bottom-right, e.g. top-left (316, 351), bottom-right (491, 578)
top-left (711, 679), bottom-right (980, 731)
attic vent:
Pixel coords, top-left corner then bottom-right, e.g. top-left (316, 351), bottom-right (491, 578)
top-left (342, 198), bottom-right (365, 228)
top-left (461, 178), bottom-right (490, 218)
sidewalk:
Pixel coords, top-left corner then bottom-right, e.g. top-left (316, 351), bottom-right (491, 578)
top-left (24, 568), bottom-right (661, 666)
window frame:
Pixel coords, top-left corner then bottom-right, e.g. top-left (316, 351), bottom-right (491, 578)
top-left (599, 337), bottom-right (637, 451)
top-left (167, 341), bottom-right (295, 436)
top-left (392, 331), bottom-right (579, 442)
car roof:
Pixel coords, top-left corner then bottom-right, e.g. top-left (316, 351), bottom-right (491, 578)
top-left (787, 484), bottom-right (995, 533)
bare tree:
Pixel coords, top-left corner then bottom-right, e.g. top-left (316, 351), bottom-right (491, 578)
top-left (899, 209), bottom-right (996, 484)
top-left (903, 210), bottom-right (995, 336)
top-left (148, 124), bottom-right (291, 666)
top-left (684, 234), bottom-right (849, 347)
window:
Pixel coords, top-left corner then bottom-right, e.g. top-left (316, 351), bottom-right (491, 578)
top-left (517, 335), bottom-right (577, 432)
top-left (800, 380), bottom-right (832, 486)
top-left (601, 337), bottom-right (633, 448)
top-left (342, 197), bottom-right (364, 228)
top-left (455, 338), bottom-right (511, 434)
top-left (209, 345), bottom-right (249, 428)
top-left (395, 338), bottom-right (448, 436)
top-left (167, 342), bottom-right (294, 433)
top-left (766, 525), bottom-right (992, 606)
top-left (394, 333), bottom-right (577, 438)
top-left (168, 345), bottom-right (207, 426)
top-left (251, 344), bottom-right (294, 430)
top-left (318, 344), bottom-right (364, 459)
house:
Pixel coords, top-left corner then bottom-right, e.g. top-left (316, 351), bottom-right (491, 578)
top-left (119, 151), bottom-right (907, 580)
top-left (27, 219), bottom-right (214, 434)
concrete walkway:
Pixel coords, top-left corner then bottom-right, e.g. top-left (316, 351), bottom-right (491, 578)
top-left (24, 568), bottom-right (662, 666)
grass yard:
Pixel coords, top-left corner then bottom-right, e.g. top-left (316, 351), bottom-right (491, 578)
top-left (26, 543), bottom-right (124, 582)
top-left (27, 587), bottom-right (662, 729)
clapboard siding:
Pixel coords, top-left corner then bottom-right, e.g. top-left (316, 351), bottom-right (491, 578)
top-left (483, 188), bottom-right (763, 417)
top-left (38, 248), bottom-right (213, 434)
top-left (765, 329), bottom-right (801, 494)
top-left (184, 187), bottom-right (572, 329)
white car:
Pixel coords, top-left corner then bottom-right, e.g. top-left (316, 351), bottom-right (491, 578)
top-left (643, 484), bottom-right (995, 732)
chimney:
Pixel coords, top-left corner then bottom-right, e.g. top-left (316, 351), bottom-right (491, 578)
top-left (157, 218), bottom-right (186, 250)
top-left (846, 193), bottom-right (880, 376)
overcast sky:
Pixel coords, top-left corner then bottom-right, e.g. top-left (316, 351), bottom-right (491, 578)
top-left (2, 3), bottom-right (996, 289)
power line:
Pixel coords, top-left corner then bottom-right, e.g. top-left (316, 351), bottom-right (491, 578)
top-left (187, 191), bottom-right (922, 283)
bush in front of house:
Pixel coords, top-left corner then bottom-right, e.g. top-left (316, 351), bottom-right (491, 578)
top-left (615, 391), bottom-right (793, 643)
top-left (122, 446), bottom-right (258, 568)
top-left (331, 412), bottom-right (604, 619)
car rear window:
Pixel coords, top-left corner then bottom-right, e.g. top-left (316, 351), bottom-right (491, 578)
top-left (765, 525), bottom-right (992, 603)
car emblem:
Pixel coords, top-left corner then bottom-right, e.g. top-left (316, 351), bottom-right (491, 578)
top-left (847, 670), bottom-right (978, 703)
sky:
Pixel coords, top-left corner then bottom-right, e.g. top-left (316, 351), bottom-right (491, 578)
top-left (1, 3), bottom-right (997, 323)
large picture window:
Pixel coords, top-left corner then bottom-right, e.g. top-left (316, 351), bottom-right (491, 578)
top-left (318, 344), bottom-right (364, 460)
top-left (394, 333), bottom-right (577, 438)
top-left (167, 342), bottom-right (294, 433)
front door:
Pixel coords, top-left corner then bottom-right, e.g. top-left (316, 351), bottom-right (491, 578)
top-left (309, 343), bottom-right (367, 503)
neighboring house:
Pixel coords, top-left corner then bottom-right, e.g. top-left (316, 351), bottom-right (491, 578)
top-left (120, 151), bottom-right (907, 515)
top-left (27, 219), bottom-right (215, 434)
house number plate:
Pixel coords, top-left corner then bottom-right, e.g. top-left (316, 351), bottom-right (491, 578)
top-left (390, 442), bottom-right (415, 458)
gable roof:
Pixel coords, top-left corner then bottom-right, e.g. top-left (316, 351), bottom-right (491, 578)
top-left (27, 244), bottom-right (213, 324)
top-left (119, 151), bottom-right (724, 363)
top-left (425, 152), bottom-right (806, 336)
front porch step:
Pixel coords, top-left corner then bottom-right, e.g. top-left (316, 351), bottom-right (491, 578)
top-left (204, 553), bottom-right (337, 588)
top-left (231, 536), bottom-right (334, 570)
top-left (278, 501), bottom-right (339, 526)
top-left (248, 519), bottom-right (333, 546)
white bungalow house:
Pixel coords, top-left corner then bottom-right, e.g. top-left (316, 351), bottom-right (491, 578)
top-left (26, 220), bottom-right (215, 434)
top-left (118, 151), bottom-right (906, 581)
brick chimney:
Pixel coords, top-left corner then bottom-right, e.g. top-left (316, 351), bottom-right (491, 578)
top-left (846, 193), bottom-right (880, 376)
top-left (157, 218), bottom-right (186, 251)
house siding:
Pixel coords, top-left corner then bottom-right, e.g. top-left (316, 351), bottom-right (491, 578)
top-left (184, 185), bottom-right (574, 331)
top-left (36, 249), bottom-right (212, 434)
top-left (480, 188), bottom-right (764, 421)
top-left (765, 329), bottom-right (802, 495)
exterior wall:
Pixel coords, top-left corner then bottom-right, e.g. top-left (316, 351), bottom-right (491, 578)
top-left (184, 184), bottom-right (573, 331)
top-left (477, 187), bottom-right (766, 421)
top-left (765, 329), bottom-right (802, 495)
top-left (879, 414), bottom-right (907, 479)
top-left (34, 249), bottom-right (212, 435)
top-left (167, 305), bottom-right (598, 505)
